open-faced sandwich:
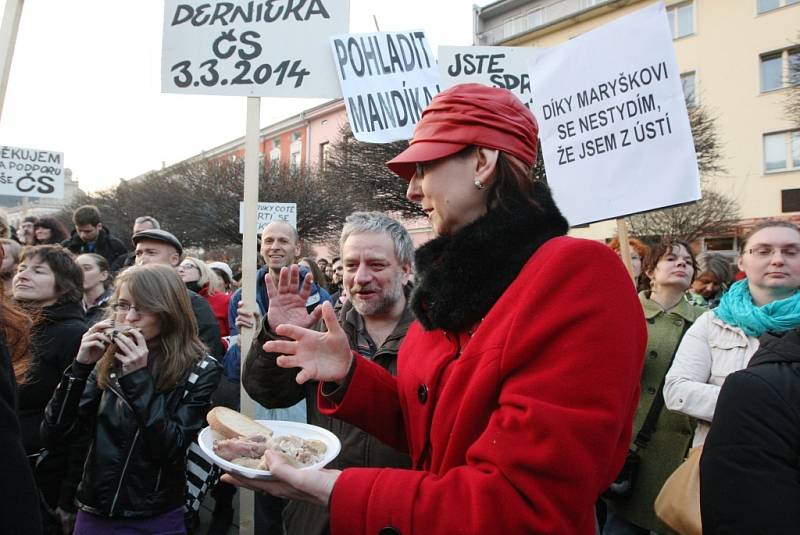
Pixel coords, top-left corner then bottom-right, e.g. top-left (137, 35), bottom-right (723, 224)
top-left (207, 407), bottom-right (328, 470)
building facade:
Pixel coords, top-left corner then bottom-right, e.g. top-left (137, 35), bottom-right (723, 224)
top-left (475, 0), bottom-right (800, 254)
top-left (196, 98), bottom-right (349, 171)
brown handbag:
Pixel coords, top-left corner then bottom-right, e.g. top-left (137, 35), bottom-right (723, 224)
top-left (654, 445), bottom-right (703, 535)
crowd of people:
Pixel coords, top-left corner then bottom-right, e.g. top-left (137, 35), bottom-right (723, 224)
top-left (0, 83), bottom-right (798, 535)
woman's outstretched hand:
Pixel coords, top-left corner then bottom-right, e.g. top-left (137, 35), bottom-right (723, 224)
top-left (263, 300), bottom-right (352, 385)
top-left (221, 450), bottom-right (341, 506)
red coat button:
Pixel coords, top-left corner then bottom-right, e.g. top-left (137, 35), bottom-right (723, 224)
top-left (417, 384), bottom-right (428, 404)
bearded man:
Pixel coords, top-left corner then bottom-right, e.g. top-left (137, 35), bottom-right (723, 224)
top-left (242, 212), bottom-right (414, 535)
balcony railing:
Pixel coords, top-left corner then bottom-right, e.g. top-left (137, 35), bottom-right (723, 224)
top-left (476, 0), bottom-right (612, 44)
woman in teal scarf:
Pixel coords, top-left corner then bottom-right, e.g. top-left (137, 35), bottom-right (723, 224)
top-left (664, 219), bottom-right (800, 448)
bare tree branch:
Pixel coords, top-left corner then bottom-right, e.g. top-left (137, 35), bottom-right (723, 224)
top-left (626, 182), bottom-right (740, 242)
top-left (56, 158), bottom-right (356, 250)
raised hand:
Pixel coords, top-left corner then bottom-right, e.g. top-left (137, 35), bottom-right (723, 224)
top-left (264, 301), bottom-right (352, 385)
top-left (266, 265), bottom-right (323, 330)
top-left (75, 320), bottom-right (114, 365)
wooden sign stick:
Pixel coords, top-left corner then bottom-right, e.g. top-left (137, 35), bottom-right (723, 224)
top-left (0, 0), bottom-right (24, 123)
top-left (238, 95), bottom-right (261, 535)
top-left (616, 218), bottom-right (636, 283)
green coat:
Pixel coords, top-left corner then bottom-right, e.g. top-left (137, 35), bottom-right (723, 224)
top-left (606, 291), bottom-right (706, 532)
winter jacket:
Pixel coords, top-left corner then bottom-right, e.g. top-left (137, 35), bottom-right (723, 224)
top-left (664, 310), bottom-right (760, 446)
top-left (41, 354), bottom-right (221, 518)
top-left (83, 288), bottom-right (113, 327)
top-left (220, 265), bottom-right (332, 414)
top-left (243, 289), bottom-right (413, 535)
top-left (17, 300), bottom-right (87, 454)
top-left (0, 333), bottom-right (42, 535)
top-left (198, 285), bottom-right (231, 339)
top-left (605, 291), bottom-right (705, 532)
top-left (316, 191), bottom-right (646, 535)
top-left (189, 289), bottom-right (224, 358)
top-left (700, 327), bottom-right (800, 533)
top-left (62, 226), bottom-right (128, 270)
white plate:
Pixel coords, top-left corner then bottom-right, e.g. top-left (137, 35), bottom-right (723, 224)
top-left (198, 420), bottom-right (341, 480)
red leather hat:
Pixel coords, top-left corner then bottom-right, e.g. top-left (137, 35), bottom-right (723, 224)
top-left (386, 83), bottom-right (539, 180)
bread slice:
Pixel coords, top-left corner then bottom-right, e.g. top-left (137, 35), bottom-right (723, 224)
top-left (207, 407), bottom-right (273, 440)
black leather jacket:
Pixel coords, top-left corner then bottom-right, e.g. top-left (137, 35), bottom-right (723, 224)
top-left (41, 354), bottom-right (221, 518)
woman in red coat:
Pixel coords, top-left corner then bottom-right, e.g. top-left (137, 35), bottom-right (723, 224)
top-left (225, 84), bottom-right (647, 534)
top-left (179, 256), bottom-right (231, 339)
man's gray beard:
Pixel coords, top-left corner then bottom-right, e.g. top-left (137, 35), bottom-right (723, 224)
top-left (351, 272), bottom-right (404, 317)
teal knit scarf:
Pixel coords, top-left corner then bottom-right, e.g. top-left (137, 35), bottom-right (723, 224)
top-left (715, 279), bottom-right (800, 337)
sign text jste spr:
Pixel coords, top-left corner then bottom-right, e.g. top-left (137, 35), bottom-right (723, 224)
top-left (0, 145), bottom-right (64, 199)
top-left (438, 46), bottom-right (544, 110)
top-left (162, 0), bottom-right (349, 98)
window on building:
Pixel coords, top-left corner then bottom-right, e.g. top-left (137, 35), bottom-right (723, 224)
top-left (760, 47), bottom-right (800, 92)
top-left (680, 71), bottom-right (697, 106)
top-left (761, 52), bottom-right (783, 91)
top-left (502, 14), bottom-right (526, 39)
top-left (290, 151), bottom-right (301, 167)
top-left (704, 237), bottom-right (737, 252)
top-left (763, 130), bottom-right (800, 172)
top-left (526, 8), bottom-right (543, 29)
top-left (782, 188), bottom-right (800, 212)
top-left (292, 131), bottom-right (302, 142)
top-left (270, 147), bottom-right (281, 163)
top-left (758, 0), bottom-right (800, 14)
top-left (319, 142), bottom-right (331, 171)
top-left (667, 2), bottom-right (694, 39)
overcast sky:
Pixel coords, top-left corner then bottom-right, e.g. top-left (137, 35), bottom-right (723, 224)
top-left (0, 0), bottom-right (478, 193)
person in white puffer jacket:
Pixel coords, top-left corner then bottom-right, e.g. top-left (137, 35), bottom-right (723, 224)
top-left (664, 219), bottom-right (800, 447)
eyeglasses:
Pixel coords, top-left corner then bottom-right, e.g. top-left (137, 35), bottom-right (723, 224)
top-left (179, 263), bottom-right (199, 271)
top-left (747, 247), bottom-right (800, 259)
top-left (111, 303), bottom-right (149, 314)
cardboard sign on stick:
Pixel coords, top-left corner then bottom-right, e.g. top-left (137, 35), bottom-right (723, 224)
top-left (0, 145), bottom-right (64, 199)
top-left (239, 202), bottom-right (297, 233)
top-left (438, 46), bottom-right (545, 110)
top-left (529, 2), bottom-right (700, 226)
top-left (330, 30), bottom-right (440, 142)
top-left (162, 0), bottom-right (349, 98)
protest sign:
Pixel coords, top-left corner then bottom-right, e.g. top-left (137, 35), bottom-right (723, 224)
top-left (0, 145), bottom-right (64, 199)
top-left (239, 201), bottom-right (297, 233)
top-left (529, 2), bottom-right (700, 226)
top-left (330, 30), bottom-right (440, 142)
top-left (438, 46), bottom-right (544, 110)
top-left (162, 0), bottom-right (348, 98)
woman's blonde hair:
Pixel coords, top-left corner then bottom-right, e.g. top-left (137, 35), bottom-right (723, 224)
top-left (97, 264), bottom-right (205, 392)
top-left (184, 256), bottom-right (223, 295)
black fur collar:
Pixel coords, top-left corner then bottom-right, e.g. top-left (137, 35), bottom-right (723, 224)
top-left (411, 182), bottom-right (569, 332)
